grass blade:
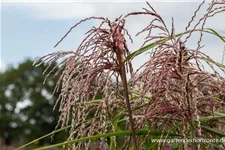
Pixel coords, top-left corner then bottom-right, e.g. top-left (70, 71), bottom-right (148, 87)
top-left (16, 125), bottom-right (71, 150)
top-left (199, 115), bottom-right (225, 122)
top-left (125, 28), bottom-right (225, 61)
top-left (201, 125), bottom-right (225, 137)
top-left (34, 130), bottom-right (182, 150)
top-left (206, 28), bottom-right (225, 43)
top-left (198, 57), bottom-right (225, 69)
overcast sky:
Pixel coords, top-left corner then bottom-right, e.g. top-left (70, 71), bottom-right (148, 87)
top-left (1, 1), bottom-right (225, 73)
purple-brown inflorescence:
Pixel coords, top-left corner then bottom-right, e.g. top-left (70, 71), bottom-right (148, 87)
top-left (34, 1), bottom-right (225, 149)
top-left (34, 16), bottom-right (136, 149)
top-left (128, 1), bottom-right (225, 149)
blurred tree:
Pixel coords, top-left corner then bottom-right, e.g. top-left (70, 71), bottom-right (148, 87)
top-left (0, 59), bottom-right (66, 148)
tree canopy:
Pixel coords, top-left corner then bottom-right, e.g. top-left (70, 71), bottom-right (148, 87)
top-left (0, 59), bottom-right (66, 148)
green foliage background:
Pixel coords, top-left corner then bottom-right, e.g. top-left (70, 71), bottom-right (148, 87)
top-left (0, 59), bottom-right (67, 149)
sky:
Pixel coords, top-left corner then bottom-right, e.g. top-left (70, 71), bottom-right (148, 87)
top-left (1, 0), bottom-right (225, 73)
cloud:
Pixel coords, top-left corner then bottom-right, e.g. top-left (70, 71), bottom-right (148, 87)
top-left (3, 2), bottom-right (96, 20)
top-left (5, 2), bottom-right (224, 31)
top-left (2, 1), bottom-right (224, 70)
top-left (0, 60), bottom-right (6, 72)
top-left (2, 2), bottom-right (207, 21)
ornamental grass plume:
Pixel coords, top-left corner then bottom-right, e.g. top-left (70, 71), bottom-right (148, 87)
top-left (33, 1), bottom-right (225, 150)
top-left (34, 16), bottom-right (137, 149)
top-left (128, 1), bottom-right (225, 149)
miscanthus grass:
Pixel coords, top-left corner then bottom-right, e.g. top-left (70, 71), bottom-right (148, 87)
top-left (19, 1), bottom-right (225, 150)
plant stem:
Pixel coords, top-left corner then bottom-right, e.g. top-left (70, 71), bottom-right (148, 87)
top-left (119, 59), bottom-right (138, 150)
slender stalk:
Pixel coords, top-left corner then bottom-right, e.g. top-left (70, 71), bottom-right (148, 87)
top-left (111, 22), bottom-right (138, 149)
top-left (119, 58), bottom-right (138, 150)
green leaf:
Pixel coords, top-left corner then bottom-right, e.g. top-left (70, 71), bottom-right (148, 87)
top-left (125, 37), bottom-right (170, 61)
top-left (214, 111), bottom-right (225, 116)
top-left (201, 125), bottom-right (225, 137)
top-left (205, 28), bottom-right (225, 43)
top-left (17, 115), bottom-right (103, 149)
top-left (198, 57), bottom-right (225, 69)
top-left (199, 115), bottom-right (225, 122)
top-left (110, 116), bottom-right (121, 149)
top-left (125, 28), bottom-right (225, 61)
top-left (208, 143), bottom-right (225, 150)
top-left (34, 130), bottom-right (182, 150)
top-left (130, 90), bottom-right (151, 100)
top-left (16, 125), bottom-right (71, 150)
